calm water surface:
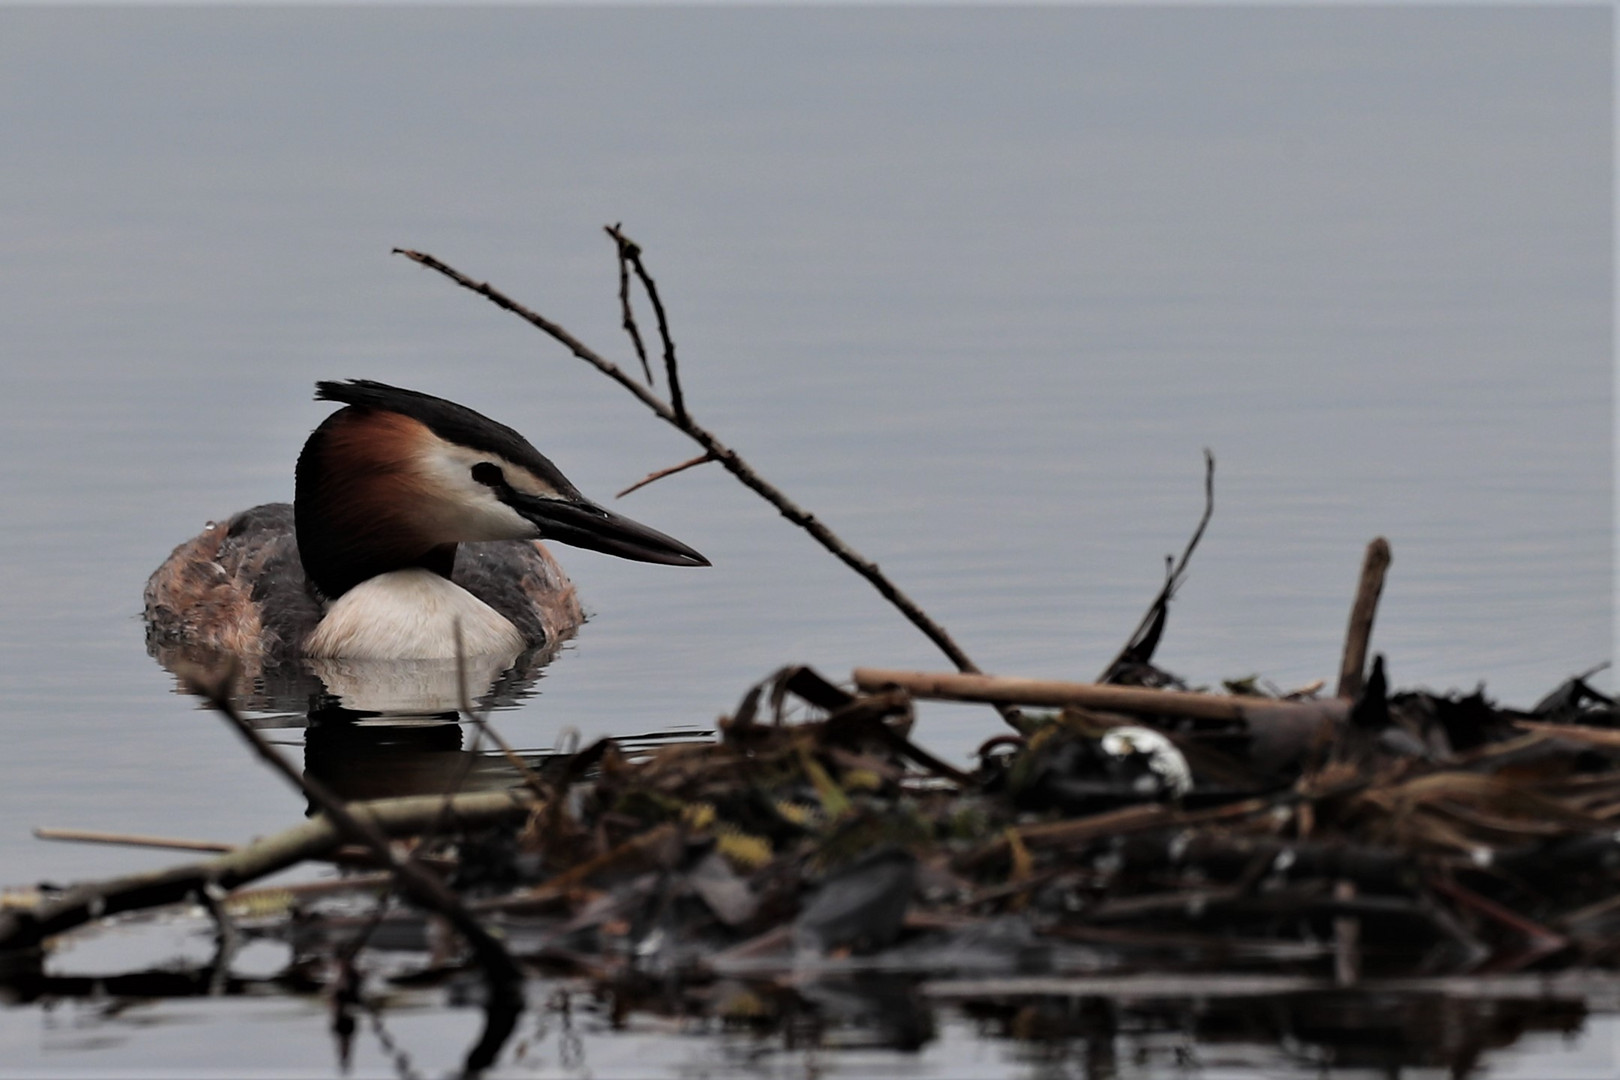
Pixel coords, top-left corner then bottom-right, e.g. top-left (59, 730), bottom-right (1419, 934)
top-left (0, 8), bottom-right (1610, 1076)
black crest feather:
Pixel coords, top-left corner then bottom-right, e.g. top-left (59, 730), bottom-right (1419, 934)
top-left (313, 380), bottom-right (578, 497)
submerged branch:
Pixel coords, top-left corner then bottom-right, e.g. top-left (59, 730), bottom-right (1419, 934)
top-left (33, 828), bottom-right (235, 853)
top-left (0, 791), bottom-right (533, 952)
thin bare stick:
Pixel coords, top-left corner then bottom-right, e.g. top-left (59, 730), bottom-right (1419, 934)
top-left (606, 224), bottom-right (686, 423)
top-left (394, 249), bottom-right (668, 416)
top-left (1337, 537), bottom-right (1392, 699)
top-left (610, 222), bottom-right (653, 384)
top-left (394, 244), bottom-right (1009, 727)
top-left (33, 828), bottom-right (235, 853)
top-left (616, 451), bottom-right (716, 499)
top-left (1100, 449), bottom-right (1215, 682)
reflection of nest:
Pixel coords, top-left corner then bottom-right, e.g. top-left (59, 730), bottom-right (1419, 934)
top-left (145, 635), bottom-right (567, 715)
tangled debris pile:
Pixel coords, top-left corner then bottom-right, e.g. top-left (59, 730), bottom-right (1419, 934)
top-left (21, 661), bottom-right (1617, 990)
top-left (4, 658), bottom-right (1620, 1068)
top-left (442, 660), bottom-right (1620, 991)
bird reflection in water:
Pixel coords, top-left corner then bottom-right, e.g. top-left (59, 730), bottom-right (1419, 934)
top-left (146, 632), bottom-right (561, 804)
top-left (295, 642), bottom-right (556, 805)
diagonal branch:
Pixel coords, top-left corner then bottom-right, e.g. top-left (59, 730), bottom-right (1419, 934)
top-left (394, 248), bottom-right (674, 421)
top-left (394, 243), bottom-right (1016, 728)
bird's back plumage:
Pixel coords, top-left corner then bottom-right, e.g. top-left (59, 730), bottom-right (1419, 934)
top-left (143, 502), bottom-right (582, 661)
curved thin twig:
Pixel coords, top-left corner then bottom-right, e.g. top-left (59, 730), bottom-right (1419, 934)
top-left (616, 451), bottom-right (716, 499)
top-left (1099, 449), bottom-right (1215, 683)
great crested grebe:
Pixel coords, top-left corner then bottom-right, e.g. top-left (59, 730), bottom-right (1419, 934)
top-left (144, 380), bottom-right (708, 662)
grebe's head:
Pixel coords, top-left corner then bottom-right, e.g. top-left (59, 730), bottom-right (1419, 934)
top-left (294, 380), bottom-right (708, 598)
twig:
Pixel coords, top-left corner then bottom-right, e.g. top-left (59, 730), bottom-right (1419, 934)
top-left (393, 242), bottom-right (1013, 728)
top-left (606, 224), bottom-right (685, 423)
top-left (33, 828), bottom-right (235, 853)
top-left (615, 451), bottom-right (716, 499)
top-left (1337, 537), bottom-right (1392, 699)
top-left (609, 223), bottom-right (653, 384)
top-left (1100, 449), bottom-right (1215, 682)
top-left (366, 999), bottom-right (424, 1080)
top-left (1426, 874), bottom-right (1569, 970)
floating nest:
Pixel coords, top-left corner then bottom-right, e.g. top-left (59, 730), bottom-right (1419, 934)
top-left (5, 659), bottom-right (1618, 1073)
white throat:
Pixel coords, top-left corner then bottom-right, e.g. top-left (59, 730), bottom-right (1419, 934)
top-left (304, 568), bottom-right (525, 660)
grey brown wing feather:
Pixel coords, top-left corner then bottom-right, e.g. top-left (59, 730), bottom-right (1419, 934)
top-left (454, 540), bottom-right (583, 649)
top-left (144, 504), bottom-right (582, 657)
top-left (143, 502), bottom-right (322, 659)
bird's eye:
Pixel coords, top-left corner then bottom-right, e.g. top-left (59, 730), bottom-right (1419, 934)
top-left (470, 462), bottom-right (505, 488)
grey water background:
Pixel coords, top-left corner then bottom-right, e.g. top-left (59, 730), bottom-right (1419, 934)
top-left (0, 6), bottom-right (1611, 1076)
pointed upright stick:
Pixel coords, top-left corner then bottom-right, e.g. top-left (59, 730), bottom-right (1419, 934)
top-left (1337, 537), bottom-right (1392, 700)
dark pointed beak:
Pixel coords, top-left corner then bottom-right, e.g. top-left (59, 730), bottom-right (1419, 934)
top-left (508, 493), bottom-right (710, 567)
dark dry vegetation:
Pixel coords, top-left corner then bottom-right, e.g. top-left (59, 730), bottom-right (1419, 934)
top-left (4, 233), bottom-right (1613, 1077)
top-left (7, 655), bottom-right (1617, 1075)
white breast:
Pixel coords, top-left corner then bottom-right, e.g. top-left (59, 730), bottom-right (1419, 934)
top-left (304, 568), bottom-right (526, 660)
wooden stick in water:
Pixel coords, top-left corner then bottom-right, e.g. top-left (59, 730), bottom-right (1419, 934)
top-left (34, 828), bottom-right (235, 853)
top-left (854, 668), bottom-right (1349, 724)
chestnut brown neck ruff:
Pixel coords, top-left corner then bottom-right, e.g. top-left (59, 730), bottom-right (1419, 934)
top-left (294, 381), bottom-right (572, 600)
